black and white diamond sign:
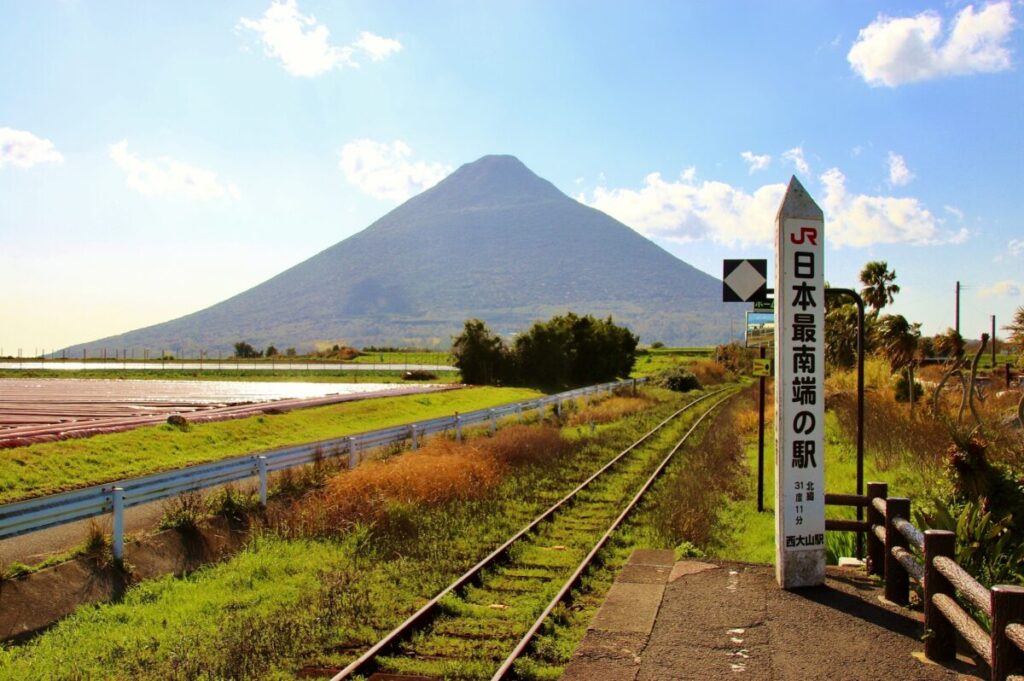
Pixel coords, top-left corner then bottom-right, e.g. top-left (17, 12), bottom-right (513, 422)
top-left (722, 259), bottom-right (768, 302)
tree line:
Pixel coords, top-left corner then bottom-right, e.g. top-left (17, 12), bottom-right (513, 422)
top-left (451, 313), bottom-right (638, 389)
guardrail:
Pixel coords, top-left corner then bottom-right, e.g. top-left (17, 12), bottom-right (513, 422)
top-left (826, 482), bottom-right (1024, 681)
top-left (0, 379), bottom-right (644, 558)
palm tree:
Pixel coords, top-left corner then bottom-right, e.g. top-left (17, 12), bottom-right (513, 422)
top-left (877, 314), bottom-right (922, 418)
top-left (859, 261), bottom-right (900, 313)
top-left (932, 327), bottom-right (965, 361)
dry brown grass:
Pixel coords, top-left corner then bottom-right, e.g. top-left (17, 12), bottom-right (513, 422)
top-left (656, 390), bottom-right (749, 547)
top-left (689, 360), bottom-right (729, 386)
top-left (567, 396), bottom-right (657, 426)
top-left (271, 425), bottom-right (572, 538)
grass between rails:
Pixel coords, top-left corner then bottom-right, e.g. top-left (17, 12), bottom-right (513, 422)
top-left (0, 388), bottom-right (731, 680)
top-left (0, 386), bottom-right (539, 504)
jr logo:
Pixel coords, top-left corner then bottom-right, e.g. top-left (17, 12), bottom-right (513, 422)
top-left (790, 227), bottom-right (818, 245)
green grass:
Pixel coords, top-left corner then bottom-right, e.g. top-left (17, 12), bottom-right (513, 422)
top-left (348, 351), bottom-right (453, 366)
top-left (631, 346), bottom-right (713, 378)
top-left (0, 387), bottom-right (539, 504)
top-left (0, 392), bottom-right (715, 680)
top-left (712, 409), bottom-right (938, 565)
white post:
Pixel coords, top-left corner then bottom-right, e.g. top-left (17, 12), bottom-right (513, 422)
top-left (516, 405), bottom-right (523, 422)
top-left (455, 413), bottom-right (462, 443)
top-left (257, 456), bottom-right (268, 506)
top-left (111, 487), bottom-right (125, 560)
top-left (774, 176), bottom-right (826, 589)
top-left (348, 437), bottom-right (358, 468)
top-left (411, 424), bottom-right (418, 450)
top-left (490, 409), bottom-right (497, 435)
top-left (556, 400), bottom-right (562, 417)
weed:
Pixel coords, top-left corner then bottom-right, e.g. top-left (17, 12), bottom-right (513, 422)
top-left (158, 491), bottom-right (205, 532)
top-left (208, 485), bottom-right (260, 524)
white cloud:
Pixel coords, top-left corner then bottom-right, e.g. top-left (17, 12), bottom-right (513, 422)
top-left (979, 280), bottom-right (1021, 297)
top-left (109, 141), bottom-right (240, 201)
top-left (944, 205), bottom-right (965, 220)
top-left (577, 169), bottom-right (786, 247)
top-left (238, 1), bottom-right (400, 77)
top-left (1008, 239), bottom-right (1024, 256)
top-left (888, 151), bottom-right (915, 186)
top-left (352, 31), bottom-right (402, 61)
top-left (740, 151), bottom-right (771, 174)
top-left (819, 167), bottom-right (966, 246)
top-left (577, 163), bottom-right (967, 249)
top-left (848, 2), bottom-right (1016, 87)
top-left (339, 139), bottom-right (450, 201)
top-left (0, 127), bottom-right (64, 169)
top-left (782, 147), bottom-right (810, 175)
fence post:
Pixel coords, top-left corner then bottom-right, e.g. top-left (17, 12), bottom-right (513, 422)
top-left (867, 481), bottom-right (887, 576)
top-left (516, 405), bottom-right (523, 423)
top-left (556, 399), bottom-right (562, 417)
top-left (490, 409), bottom-right (497, 435)
top-left (884, 497), bottom-right (910, 605)
top-left (455, 413), bottom-right (462, 443)
top-left (257, 456), bottom-right (268, 506)
top-left (111, 487), bottom-right (125, 560)
top-left (923, 529), bottom-right (956, 663)
top-left (991, 585), bottom-right (1024, 681)
top-left (411, 424), bottom-right (418, 451)
top-left (348, 437), bottom-right (358, 469)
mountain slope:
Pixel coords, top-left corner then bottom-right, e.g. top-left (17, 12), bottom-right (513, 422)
top-left (65, 155), bottom-right (743, 354)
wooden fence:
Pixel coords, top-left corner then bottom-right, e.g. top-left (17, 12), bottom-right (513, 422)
top-left (825, 482), bottom-right (1024, 681)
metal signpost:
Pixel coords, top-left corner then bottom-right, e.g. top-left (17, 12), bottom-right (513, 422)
top-left (774, 176), bottom-right (826, 589)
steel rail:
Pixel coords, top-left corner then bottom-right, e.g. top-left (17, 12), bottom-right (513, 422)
top-left (329, 386), bottom-right (728, 681)
top-left (490, 390), bottom-right (736, 680)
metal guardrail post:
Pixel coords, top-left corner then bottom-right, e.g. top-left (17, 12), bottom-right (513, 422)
top-left (257, 456), bottom-right (269, 506)
top-left (885, 497), bottom-right (911, 605)
top-left (992, 585), bottom-right (1024, 680)
top-left (490, 409), bottom-right (497, 435)
top-left (867, 481), bottom-right (887, 576)
top-left (410, 425), bottom-right (418, 451)
top-left (111, 487), bottom-right (125, 560)
top-left (455, 414), bottom-right (462, 443)
top-left (556, 400), bottom-right (561, 417)
top-left (924, 529), bottom-right (956, 663)
top-left (516, 405), bottom-right (523, 423)
top-left (348, 437), bottom-right (358, 469)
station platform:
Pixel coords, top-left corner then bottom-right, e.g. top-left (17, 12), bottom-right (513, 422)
top-left (563, 550), bottom-right (982, 681)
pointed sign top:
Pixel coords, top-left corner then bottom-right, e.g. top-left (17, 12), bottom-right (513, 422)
top-left (776, 175), bottom-right (823, 223)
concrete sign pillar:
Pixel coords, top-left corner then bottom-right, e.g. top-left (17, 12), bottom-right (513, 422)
top-left (774, 176), bottom-right (826, 589)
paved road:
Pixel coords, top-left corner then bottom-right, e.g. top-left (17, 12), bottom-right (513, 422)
top-left (565, 553), bottom-right (983, 681)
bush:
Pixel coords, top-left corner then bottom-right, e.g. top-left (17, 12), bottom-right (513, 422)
top-left (893, 372), bottom-right (923, 402)
top-left (403, 369), bottom-right (437, 381)
top-left (655, 366), bottom-right (702, 393)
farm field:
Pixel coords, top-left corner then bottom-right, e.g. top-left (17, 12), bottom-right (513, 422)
top-left (631, 346), bottom-right (714, 377)
top-left (0, 386), bottom-right (739, 680)
top-left (0, 386), bottom-right (539, 504)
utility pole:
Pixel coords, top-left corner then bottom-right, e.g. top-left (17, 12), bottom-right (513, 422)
top-left (991, 315), bottom-right (996, 368)
top-left (955, 281), bottom-right (961, 336)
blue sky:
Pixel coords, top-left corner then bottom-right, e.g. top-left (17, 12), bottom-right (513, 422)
top-left (1, 0), bottom-right (1021, 353)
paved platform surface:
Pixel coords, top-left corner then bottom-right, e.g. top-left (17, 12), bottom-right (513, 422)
top-left (563, 550), bottom-right (984, 681)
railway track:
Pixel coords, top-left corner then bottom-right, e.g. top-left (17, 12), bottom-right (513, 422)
top-left (329, 386), bottom-right (737, 681)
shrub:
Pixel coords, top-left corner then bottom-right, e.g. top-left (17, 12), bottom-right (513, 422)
top-left (689, 359), bottom-right (728, 386)
top-left (655, 366), bottom-right (702, 393)
top-left (159, 491), bottom-right (205, 532)
top-left (650, 341), bottom-right (665, 349)
top-left (893, 372), bottom-right (923, 403)
top-left (403, 369), bottom-right (437, 381)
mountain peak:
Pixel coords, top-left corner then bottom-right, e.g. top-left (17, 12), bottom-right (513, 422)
top-left (410, 154), bottom-right (566, 210)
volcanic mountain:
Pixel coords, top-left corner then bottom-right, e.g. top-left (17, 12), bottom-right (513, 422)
top-left (66, 155), bottom-right (743, 354)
